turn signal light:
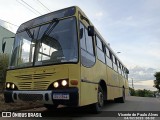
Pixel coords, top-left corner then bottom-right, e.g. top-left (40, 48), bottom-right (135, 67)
top-left (70, 80), bottom-right (78, 85)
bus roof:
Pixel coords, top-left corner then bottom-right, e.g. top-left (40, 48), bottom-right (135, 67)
top-left (17, 6), bottom-right (76, 32)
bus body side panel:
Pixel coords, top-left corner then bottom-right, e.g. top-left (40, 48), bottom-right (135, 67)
top-left (68, 64), bottom-right (81, 106)
top-left (80, 60), bottom-right (107, 106)
top-left (106, 66), bottom-right (120, 100)
top-left (118, 73), bottom-right (129, 98)
top-left (80, 65), bottom-right (98, 106)
top-left (124, 78), bottom-right (129, 97)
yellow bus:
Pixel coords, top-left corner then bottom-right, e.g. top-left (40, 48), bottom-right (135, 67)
top-left (3, 6), bottom-right (129, 113)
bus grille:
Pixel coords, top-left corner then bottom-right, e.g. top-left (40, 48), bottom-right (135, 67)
top-left (33, 81), bottom-right (50, 90)
top-left (18, 81), bottom-right (50, 90)
top-left (18, 82), bottom-right (32, 90)
top-left (18, 93), bottom-right (43, 101)
top-left (15, 73), bottom-right (53, 90)
top-left (15, 72), bottom-right (54, 80)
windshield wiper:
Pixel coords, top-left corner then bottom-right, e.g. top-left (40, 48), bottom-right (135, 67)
top-left (32, 18), bottom-right (60, 66)
top-left (41, 18), bottom-right (59, 40)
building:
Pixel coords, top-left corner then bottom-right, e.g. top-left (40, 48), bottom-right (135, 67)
top-left (0, 23), bottom-right (15, 57)
top-left (0, 22), bottom-right (16, 82)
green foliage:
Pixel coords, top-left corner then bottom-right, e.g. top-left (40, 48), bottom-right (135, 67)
top-left (135, 89), bottom-right (154, 97)
top-left (129, 87), bottom-right (154, 97)
top-left (129, 87), bottom-right (136, 96)
top-left (153, 72), bottom-right (160, 92)
top-left (0, 53), bottom-right (9, 82)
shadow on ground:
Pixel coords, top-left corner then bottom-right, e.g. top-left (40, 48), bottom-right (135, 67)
top-left (40, 101), bottom-right (116, 117)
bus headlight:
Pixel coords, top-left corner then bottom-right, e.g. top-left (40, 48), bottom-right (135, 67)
top-left (53, 82), bottom-right (59, 88)
top-left (62, 80), bottom-right (67, 86)
top-left (6, 83), bottom-right (10, 88)
top-left (49, 79), bottom-right (69, 89)
top-left (11, 84), bottom-right (15, 89)
top-left (6, 82), bottom-right (17, 90)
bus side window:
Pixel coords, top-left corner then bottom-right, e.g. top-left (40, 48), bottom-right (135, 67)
top-left (115, 57), bottom-right (117, 65)
top-left (112, 55), bottom-right (118, 72)
top-left (117, 60), bottom-right (122, 74)
top-left (85, 29), bottom-right (94, 55)
top-left (80, 22), bottom-right (95, 67)
top-left (124, 68), bottom-right (127, 79)
top-left (80, 23), bottom-right (86, 50)
top-left (120, 63), bottom-right (123, 75)
top-left (109, 51), bottom-right (112, 61)
top-left (96, 36), bottom-right (105, 63)
top-left (106, 47), bottom-right (110, 57)
top-left (108, 51), bottom-right (113, 68)
top-left (105, 47), bottom-right (112, 68)
top-left (122, 66), bottom-right (124, 77)
top-left (125, 68), bottom-right (128, 79)
top-left (124, 67), bottom-right (126, 78)
top-left (112, 55), bottom-right (115, 63)
top-left (96, 36), bottom-right (103, 50)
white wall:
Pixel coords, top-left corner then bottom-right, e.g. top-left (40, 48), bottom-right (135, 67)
top-left (0, 26), bottom-right (15, 57)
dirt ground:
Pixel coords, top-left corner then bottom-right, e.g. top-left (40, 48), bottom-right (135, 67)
top-left (0, 82), bottom-right (4, 92)
top-left (0, 83), bottom-right (43, 112)
top-left (0, 93), bottom-right (43, 112)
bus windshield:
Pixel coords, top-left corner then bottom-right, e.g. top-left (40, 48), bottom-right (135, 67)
top-left (10, 17), bottom-right (78, 69)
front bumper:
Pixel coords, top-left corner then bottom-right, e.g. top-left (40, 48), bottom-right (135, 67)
top-left (4, 88), bottom-right (79, 106)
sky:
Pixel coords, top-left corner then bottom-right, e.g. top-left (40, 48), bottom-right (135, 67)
top-left (0, 0), bottom-right (160, 91)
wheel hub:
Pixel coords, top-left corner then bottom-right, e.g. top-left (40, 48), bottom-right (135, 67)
top-left (98, 91), bottom-right (104, 107)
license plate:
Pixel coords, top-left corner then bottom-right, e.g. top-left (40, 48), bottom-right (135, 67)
top-left (53, 93), bottom-right (69, 100)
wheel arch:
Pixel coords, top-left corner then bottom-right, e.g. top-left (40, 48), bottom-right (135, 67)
top-left (99, 80), bottom-right (107, 100)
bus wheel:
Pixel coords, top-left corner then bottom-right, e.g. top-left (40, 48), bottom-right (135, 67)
top-left (91, 86), bottom-right (104, 113)
top-left (119, 88), bottom-right (125, 103)
top-left (44, 104), bottom-right (58, 111)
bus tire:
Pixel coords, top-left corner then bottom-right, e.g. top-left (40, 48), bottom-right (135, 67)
top-left (90, 85), bottom-right (104, 113)
top-left (44, 104), bottom-right (58, 111)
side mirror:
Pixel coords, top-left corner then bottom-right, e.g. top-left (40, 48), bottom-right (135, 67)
top-left (2, 41), bottom-right (6, 53)
top-left (88, 26), bottom-right (94, 36)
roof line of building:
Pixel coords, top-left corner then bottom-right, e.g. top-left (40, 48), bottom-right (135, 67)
top-left (0, 25), bottom-right (15, 34)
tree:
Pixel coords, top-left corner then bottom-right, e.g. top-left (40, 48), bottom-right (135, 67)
top-left (153, 72), bottom-right (160, 92)
top-left (129, 87), bottom-right (136, 96)
top-left (136, 89), bottom-right (146, 97)
top-left (135, 89), bottom-right (154, 97)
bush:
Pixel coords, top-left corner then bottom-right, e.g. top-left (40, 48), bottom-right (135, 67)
top-left (0, 53), bottom-right (9, 82)
top-left (129, 87), bottom-right (154, 97)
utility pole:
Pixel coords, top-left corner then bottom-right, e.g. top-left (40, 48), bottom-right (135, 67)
top-left (132, 78), bottom-right (134, 89)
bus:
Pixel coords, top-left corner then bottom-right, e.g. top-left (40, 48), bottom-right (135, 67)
top-left (3, 6), bottom-right (129, 113)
